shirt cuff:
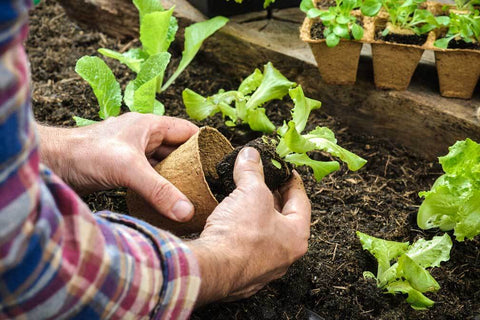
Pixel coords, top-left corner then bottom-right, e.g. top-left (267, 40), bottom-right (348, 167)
top-left (95, 211), bottom-right (201, 320)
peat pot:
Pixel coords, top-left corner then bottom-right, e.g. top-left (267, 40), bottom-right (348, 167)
top-left (369, 18), bottom-right (431, 90)
top-left (300, 16), bottom-right (364, 85)
top-left (126, 126), bottom-right (234, 235)
top-left (188, 0), bottom-right (301, 17)
top-left (433, 49), bottom-right (480, 99)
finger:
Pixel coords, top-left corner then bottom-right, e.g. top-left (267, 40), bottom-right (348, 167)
top-left (279, 171), bottom-right (311, 221)
top-left (127, 158), bottom-right (194, 222)
top-left (150, 145), bottom-right (177, 161)
top-left (233, 147), bottom-right (265, 188)
top-left (273, 190), bottom-right (282, 211)
top-left (150, 116), bottom-right (199, 146)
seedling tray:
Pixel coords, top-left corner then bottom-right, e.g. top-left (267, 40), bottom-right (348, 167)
top-left (188, 0), bottom-right (301, 17)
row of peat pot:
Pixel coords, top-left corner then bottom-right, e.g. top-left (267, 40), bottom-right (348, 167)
top-left (300, 11), bottom-right (480, 99)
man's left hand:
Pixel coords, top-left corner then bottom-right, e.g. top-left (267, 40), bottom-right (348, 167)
top-left (37, 112), bottom-right (199, 222)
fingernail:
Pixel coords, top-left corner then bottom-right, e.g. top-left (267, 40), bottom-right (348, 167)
top-left (171, 200), bottom-right (194, 221)
top-left (239, 147), bottom-right (260, 163)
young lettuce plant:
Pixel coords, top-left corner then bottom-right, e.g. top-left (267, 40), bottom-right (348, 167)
top-left (275, 85), bottom-right (367, 180)
top-left (301, 0), bottom-right (364, 47)
top-left (357, 232), bottom-right (453, 310)
top-left (74, 0), bottom-right (228, 126)
top-left (361, 0), bottom-right (449, 37)
top-left (231, 0), bottom-right (277, 9)
top-left (417, 138), bottom-right (480, 241)
top-left (183, 62), bottom-right (297, 134)
top-left (434, 11), bottom-right (480, 49)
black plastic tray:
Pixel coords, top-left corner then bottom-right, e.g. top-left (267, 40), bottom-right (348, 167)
top-left (188, 0), bottom-right (301, 17)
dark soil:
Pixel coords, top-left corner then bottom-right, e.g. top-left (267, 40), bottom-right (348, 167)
top-left (447, 39), bottom-right (480, 50)
top-left (214, 137), bottom-right (293, 201)
top-left (29, 1), bottom-right (480, 320)
top-left (377, 31), bottom-right (428, 46)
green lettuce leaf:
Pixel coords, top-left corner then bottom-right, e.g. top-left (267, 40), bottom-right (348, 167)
top-left (385, 281), bottom-right (435, 310)
top-left (289, 86), bottom-right (322, 133)
top-left (418, 139), bottom-right (480, 241)
top-left (75, 56), bottom-right (122, 119)
top-left (73, 116), bottom-right (98, 127)
top-left (357, 231), bottom-right (409, 278)
top-left (276, 121), bottom-right (316, 157)
top-left (98, 48), bottom-right (144, 73)
top-left (397, 254), bottom-right (440, 293)
top-left (246, 107), bottom-right (276, 133)
top-left (133, 0), bottom-right (164, 21)
top-left (239, 68), bottom-right (263, 95)
top-left (304, 127), bottom-right (367, 171)
top-left (140, 8), bottom-right (174, 56)
top-left (131, 52), bottom-right (171, 113)
top-left (162, 16), bottom-right (229, 91)
top-left (183, 89), bottom-right (219, 120)
top-left (285, 153), bottom-right (340, 181)
top-left (246, 62), bottom-right (296, 110)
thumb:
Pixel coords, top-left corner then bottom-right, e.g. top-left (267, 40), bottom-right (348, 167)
top-left (233, 147), bottom-right (265, 188)
top-left (127, 158), bottom-right (194, 222)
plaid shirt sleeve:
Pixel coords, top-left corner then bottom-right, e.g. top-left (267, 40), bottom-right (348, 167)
top-left (0, 1), bottom-right (201, 319)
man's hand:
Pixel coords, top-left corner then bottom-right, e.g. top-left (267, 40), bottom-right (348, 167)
top-left (189, 147), bottom-right (311, 306)
top-left (37, 113), bottom-right (198, 222)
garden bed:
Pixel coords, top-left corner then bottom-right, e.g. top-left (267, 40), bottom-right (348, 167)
top-left (29, 1), bottom-right (479, 319)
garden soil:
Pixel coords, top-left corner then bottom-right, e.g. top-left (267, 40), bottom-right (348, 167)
top-left (28, 1), bottom-right (479, 319)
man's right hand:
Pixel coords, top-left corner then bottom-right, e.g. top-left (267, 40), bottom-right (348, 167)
top-left (188, 147), bottom-right (311, 306)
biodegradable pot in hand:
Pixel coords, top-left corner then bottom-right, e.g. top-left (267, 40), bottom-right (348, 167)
top-left (126, 127), bottom-right (234, 235)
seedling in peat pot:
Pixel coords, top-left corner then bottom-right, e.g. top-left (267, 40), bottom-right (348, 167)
top-left (361, 0), bottom-right (449, 40)
top-left (300, 0), bottom-right (364, 47)
top-left (73, 0), bottom-right (228, 126)
top-left (357, 232), bottom-right (453, 310)
top-left (183, 63), bottom-right (367, 199)
top-left (434, 10), bottom-right (480, 49)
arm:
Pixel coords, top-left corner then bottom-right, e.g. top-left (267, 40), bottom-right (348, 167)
top-left (0, 2), bottom-right (199, 319)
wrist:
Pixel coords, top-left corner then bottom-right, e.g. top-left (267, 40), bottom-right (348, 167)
top-left (36, 124), bottom-right (87, 190)
top-left (187, 237), bottom-right (246, 307)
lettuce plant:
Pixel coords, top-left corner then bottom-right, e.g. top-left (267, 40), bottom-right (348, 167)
top-left (183, 63), bottom-right (367, 181)
top-left (275, 85), bottom-right (367, 180)
top-left (361, 0), bottom-right (449, 36)
top-left (74, 0), bottom-right (228, 126)
top-left (183, 62), bottom-right (296, 134)
top-left (301, 0), bottom-right (364, 47)
top-left (417, 139), bottom-right (480, 241)
top-left (357, 232), bottom-right (452, 310)
top-left (434, 11), bottom-right (480, 49)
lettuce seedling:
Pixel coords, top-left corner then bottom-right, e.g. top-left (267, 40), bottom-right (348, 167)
top-left (417, 139), bottom-right (480, 241)
top-left (275, 86), bottom-right (367, 180)
top-left (357, 232), bottom-right (452, 310)
top-left (74, 0), bottom-right (228, 126)
top-left (434, 11), bottom-right (480, 49)
top-left (183, 62), bottom-right (296, 134)
top-left (301, 0), bottom-right (364, 47)
top-left (361, 0), bottom-right (449, 36)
